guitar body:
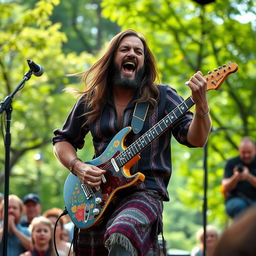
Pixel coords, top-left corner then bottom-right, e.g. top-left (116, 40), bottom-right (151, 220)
top-left (64, 126), bottom-right (145, 229)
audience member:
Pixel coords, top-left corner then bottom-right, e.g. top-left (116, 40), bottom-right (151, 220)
top-left (20, 216), bottom-right (55, 256)
top-left (63, 215), bottom-right (74, 243)
top-left (0, 194), bottom-right (31, 256)
top-left (191, 225), bottom-right (219, 256)
top-left (222, 137), bottom-right (256, 218)
top-left (212, 205), bottom-right (256, 256)
top-left (61, 228), bottom-right (70, 243)
top-left (43, 208), bottom-right (73, 256)
top-left (21, 193), bottom-right (42, 227)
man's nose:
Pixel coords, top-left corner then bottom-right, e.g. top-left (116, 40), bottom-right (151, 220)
top-left (127, 49), bottom-right (136, 57)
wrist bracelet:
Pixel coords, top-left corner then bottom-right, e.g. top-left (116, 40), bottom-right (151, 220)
top-left (69, 157), bottom-right (81, 175)
top-left (195, 108), bottom-right (210, 118)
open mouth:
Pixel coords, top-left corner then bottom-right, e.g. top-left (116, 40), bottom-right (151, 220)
top-left (122, 60), bottom-right (137, 75)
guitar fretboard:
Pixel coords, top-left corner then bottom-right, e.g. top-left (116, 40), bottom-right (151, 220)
top-left (116, 96), bottom-right (195, 167)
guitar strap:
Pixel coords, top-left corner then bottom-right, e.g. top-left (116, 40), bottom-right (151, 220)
top-left (131, 102), bottom-right (149, 134)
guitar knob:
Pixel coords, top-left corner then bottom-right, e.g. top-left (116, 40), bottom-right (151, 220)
top-left (93, 208), bottom-right (100, 216)
top-left (95, 197), bottom-right (102, 204)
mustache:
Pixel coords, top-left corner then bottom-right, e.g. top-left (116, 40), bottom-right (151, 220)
top-left (122, 56), bottom-right (137, 66)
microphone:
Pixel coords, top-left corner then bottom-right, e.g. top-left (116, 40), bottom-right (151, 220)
top-left (27, 59), bottom-right (44, 77)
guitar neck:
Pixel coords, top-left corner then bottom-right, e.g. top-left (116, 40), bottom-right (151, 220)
top-left (116, 96), bottom-right (195, 167)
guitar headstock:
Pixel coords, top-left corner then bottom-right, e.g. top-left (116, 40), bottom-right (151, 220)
top-left (204, 62), bottom-right (238, 91)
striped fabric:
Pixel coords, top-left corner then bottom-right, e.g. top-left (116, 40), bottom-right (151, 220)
top-left (73, 190), bottom-right (163, 256)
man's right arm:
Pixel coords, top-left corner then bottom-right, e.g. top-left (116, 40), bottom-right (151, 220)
top-left (53, 141), bottom-right (105, 188)
top-left (53, 141), bottom-right (78, 171)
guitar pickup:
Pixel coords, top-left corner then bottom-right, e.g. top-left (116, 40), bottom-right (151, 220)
top-left (111, 158), bottom-right (119, 172)
top-left (102, 174), bottom-right (107, 183)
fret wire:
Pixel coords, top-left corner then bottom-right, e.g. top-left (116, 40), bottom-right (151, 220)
top-left (142, 134), bottom-right (150, 144)
top-left (134, 141), bottom-right (141, 152)
top-left (163, 116), bottom-right (170, 124)
top-left (126, 149), bottom-right (132, 157)
top-left (166, 115), bottom-right (172, 123)
top-left (159, 119), bottom-right (168, 129)
top-left (174, 108), bottom-right (182, 117)
top-left (129, 146), bottom-right (136, 156)
top-left (117, 153), bottom-right (126, 165)
top-left (137, 138), bottom-right (142, 148)
top-left (183, 101), bottom-right (189, 108)
top-left (155, 124), bottom-right (162, 134)
top-left (177, 104), bottom-right (185, 114)
top-left (116, 158), bottom-right (121, 166)
top-left (138, 137), bottom-right (146, 148)
top-left (133, 143), bottom-right (139, 154)
top-left (151, 127), bottom-right (157, 136)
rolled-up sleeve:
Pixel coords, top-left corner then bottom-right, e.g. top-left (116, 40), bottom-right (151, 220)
top-left (52, 96), bottom-right (89, 150)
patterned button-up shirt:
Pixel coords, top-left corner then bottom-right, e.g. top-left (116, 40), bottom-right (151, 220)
top-left (53, 84), bottom-right (194, 201)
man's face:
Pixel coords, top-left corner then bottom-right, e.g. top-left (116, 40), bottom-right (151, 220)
top-left (8, 198), bottom-right (21, 224)
top-left (25, 201), bottom-right (41, 221)
top-left (239, 141), bottom-right (256, 164)
top-left (113, 35), bottom-right (145, 89)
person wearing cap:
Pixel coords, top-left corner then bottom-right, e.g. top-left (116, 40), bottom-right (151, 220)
top-left (21, 193), bottom-right (42, 228)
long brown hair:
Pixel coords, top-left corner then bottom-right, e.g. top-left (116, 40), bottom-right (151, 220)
top-left (79, 29), bottom-right (160, 125)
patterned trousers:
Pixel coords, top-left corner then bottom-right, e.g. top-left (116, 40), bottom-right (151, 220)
top-left (73, 189), bottom-right (163, 256)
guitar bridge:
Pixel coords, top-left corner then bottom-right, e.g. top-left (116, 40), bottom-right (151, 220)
top-left (81, 183), bottom-right (93, 199)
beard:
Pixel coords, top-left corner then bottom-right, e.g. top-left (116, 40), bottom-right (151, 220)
top-left (111, 63), bottom-right (145, 90)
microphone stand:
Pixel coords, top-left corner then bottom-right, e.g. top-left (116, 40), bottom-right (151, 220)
top-left (202, 141), bottom-right (208, 256)
top-left (0, 69), bottom-right (33, 256)
top-left (202, 127), bottom-right (225, 256)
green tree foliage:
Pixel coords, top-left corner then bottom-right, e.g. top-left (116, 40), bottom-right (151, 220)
top-left (0, 0), bottom-right (94, 209)
top-left (1, 0), bottom-right (256, 251)
top-left (17, 0), bottom-right (121, 53)
top-left (102, 0), bottom-right (256, 250)
top-left (49, 0), bottom-right (120, 53)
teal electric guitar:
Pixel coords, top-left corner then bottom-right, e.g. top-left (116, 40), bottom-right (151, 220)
top-left (64, 62), bottom-right (238, 229)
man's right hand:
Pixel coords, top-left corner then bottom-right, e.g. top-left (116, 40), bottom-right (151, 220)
top-left (73, 161), bottom-right (106, 189)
